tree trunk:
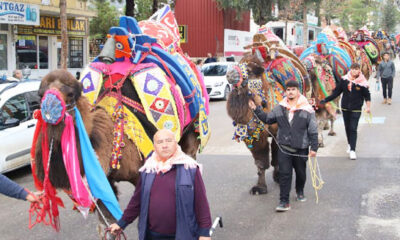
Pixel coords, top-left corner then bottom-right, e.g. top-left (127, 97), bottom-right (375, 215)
top-left (125, 0), bottom-right (135, 17)
top-left (60, 0), bottom-right (68, 69)
top-left (303, 3), bottom-right (308, 48)
top-left (152, 0), bottom-right (158, 14)
top-left (316, 0), bottom-right (321, 26)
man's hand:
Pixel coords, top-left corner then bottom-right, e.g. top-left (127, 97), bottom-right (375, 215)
top-left (199, 237), bottom-right (211, 240)
top-left (319, 99), bottom-right (327, 105)
top-left (309, 150), bottom-right (317, 158)
top-left (365, 107), bottom-right (371, 114)
top-left (109, 223), bottom-right (121, 235)
top-left (26, 191), bottom-right (40, 203)
top-left (248, 100), bottom-right (256, 110)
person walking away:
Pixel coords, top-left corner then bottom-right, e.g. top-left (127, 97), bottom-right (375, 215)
top-left (109, 129), bottom-right (212, 240)
top-left (249, 80), bottom-right (318, 212)
top-left (376, 52), bottom-right (395, 105)
top-left (320, 63), bottom-right (371, 160)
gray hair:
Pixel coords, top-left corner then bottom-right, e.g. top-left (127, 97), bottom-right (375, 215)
top-left (12, 69), bottom-right (22, 78)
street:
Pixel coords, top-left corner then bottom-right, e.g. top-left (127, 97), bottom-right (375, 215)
top-left (1, 62), bottom-right (400, 240)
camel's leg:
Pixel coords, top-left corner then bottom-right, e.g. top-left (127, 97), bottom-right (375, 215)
top-left (249, 136), bottom-right (270, 195)
top-left (317, 118), bottom-right (325, 148)
top-left (270, 137), bottom-right (279, 183)
top-left (328, 118), bottom-right (336, 136)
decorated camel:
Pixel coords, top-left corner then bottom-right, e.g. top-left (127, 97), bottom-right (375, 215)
top-left (302, 55), bottom-right (339, 147)
top-left (328, 26), bottom-right (372, 80)
top-left (373, 31), bottom-right (396, 59)
top-left (30, 6), bottom-right (210, 238)
top-left (299, 32), bottom-right (352, 146)
top-left (225, 31), bottom-right (309, 195)
top-left (349, 29), bottom-right (381, 67)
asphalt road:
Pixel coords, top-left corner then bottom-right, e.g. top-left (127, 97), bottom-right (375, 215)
top-left (1, 60), bottom-right (400, 240)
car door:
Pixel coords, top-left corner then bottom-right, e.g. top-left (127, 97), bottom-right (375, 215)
top-left (0, 93), bottom-right (34, 173)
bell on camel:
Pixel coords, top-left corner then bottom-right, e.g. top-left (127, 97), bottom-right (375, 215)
top-left (98, 36), bottom-right (116, 64)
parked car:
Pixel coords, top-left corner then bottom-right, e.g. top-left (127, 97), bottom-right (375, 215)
top-left (0, 80), bottom-right (41, 173)
top-left (202, 62), bottom-right (235, 100)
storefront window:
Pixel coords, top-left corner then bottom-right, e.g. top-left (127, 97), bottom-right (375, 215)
top-left (0, 34), bottom-right (7, 70)
top-left (57, 37), bottom-right (83, 68)
top-left (16, 35), bottom-right (37, 69)
top-left (39, 36), bottom-right (49, 69)
top-left (69, 38), bottom-right (83, 68)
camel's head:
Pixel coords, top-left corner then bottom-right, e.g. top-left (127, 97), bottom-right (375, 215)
top-left (226, 53), bottom-right (265, 124)
top-left (38, 69), bottom-right (83, 124)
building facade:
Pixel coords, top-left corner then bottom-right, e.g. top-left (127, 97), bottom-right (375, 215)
top-left (175, 0), bottom-right (250, 58)
top-left (0, 0), bottom-right (96, 79)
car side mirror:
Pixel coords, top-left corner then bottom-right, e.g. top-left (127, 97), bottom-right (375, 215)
top-left (2, 118), bottom-right (20, 128)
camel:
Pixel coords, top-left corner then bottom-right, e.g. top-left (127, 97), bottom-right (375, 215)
top-left (225, 33), bottom-right (309, 194)
top-left (303, 55), bottom-right (339, 147)
top-left (33, 69), bottom-right (201, 237)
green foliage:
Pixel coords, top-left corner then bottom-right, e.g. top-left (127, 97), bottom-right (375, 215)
top-left (381, 0), bottom-right (400, 33)
top-left (89, 0), bottom-right (120, 39)
top-left (215, 0), bottom-right (278, 25)
top-left (338, 0), bottom-right (373, 31)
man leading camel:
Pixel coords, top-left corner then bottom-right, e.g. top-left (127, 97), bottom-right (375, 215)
top-left (249, 80), bottom-right (318, 212)
top-left (109, 129), bottom-right (212, 240)
top-left (321, 63), bottom-right (371, 160)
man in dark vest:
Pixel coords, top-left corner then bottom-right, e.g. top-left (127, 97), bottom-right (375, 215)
top-left (109, 129), bottom-right (212, 240)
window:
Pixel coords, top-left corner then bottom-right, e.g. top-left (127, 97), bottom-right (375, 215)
top-left (57, 37), bottom-right (84, 68)
top-left (202, 65), bottom-right (228, 77)
top-left (0, 34), bottom-right (7, 70)
top-left (16, 35), bottom-right (37, 69)
top-left (308, 30), bottom-right (315, 42)
top-left (69, 38), bottom-right (83, 68)
top-left (15, 35), bottom-right (49, 70)
top-left (25, 91), bottom-right (41, 117)
top-left (0, 94), bottom-right (28, 129)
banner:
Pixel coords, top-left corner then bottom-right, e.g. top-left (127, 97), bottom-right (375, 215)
top-left (0, 1), bottom-right (40, 26)
top-left (224, 29), bottom-right (253, 56)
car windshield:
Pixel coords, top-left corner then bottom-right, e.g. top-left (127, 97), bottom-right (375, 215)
top-left (202, 65), bottom-right (228, 76)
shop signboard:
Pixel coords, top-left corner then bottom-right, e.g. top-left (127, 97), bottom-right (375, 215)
top-left (17, 16), bottom-right (87, 36)
top-left (0, 1), bottom-right (40, 26)
top-left (224, 29), bottom-right (253, 56)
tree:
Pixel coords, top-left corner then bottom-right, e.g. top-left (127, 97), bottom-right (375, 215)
top-left (338, 0), bottom-right (373, 31)
top-left (90, 0), bottom-right (120, 39)
top-left (60, 0), bottom-right (68, 69)
top-left (214, 0), bottom-right (276, 26)
top-left (381, 0), bottom-right (400, 33)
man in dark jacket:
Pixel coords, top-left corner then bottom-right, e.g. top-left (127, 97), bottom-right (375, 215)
top-left (321, 63), bottom-right (371, 160)
top-left (0, 174), bottom-right (39, 202)
top-left (109, 129), bottom-right (212, 240)
top-left (249, 80), bottom-right (318, 212)
top-left (376, 52), bottom-right (395, 105)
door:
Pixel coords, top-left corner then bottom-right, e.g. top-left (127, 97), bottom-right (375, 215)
top-left (0, 93), bottom-right (36, 172)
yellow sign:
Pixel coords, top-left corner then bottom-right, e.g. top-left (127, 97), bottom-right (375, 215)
top-left (17, 16), bottom-right (87, 36)
top-left (179, 25), bottom-right (187, 43)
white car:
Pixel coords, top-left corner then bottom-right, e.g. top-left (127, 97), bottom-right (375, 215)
top-left (0, 80), bottom-right (41, 173)
top-left (202, 62), bottom-right (235, 100)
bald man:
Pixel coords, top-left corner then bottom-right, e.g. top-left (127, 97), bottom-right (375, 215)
top-left (109, 129), bottom-right (212, 240)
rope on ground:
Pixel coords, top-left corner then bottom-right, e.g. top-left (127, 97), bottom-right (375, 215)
top-left (308, 156), bottom-right (325, 204)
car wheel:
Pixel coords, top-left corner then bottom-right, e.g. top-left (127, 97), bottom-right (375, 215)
top-left (222, 85), bottom-right (230, 100)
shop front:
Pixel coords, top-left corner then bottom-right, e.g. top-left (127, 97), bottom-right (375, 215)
top-left (0, 1), bottom-right (94, 80)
